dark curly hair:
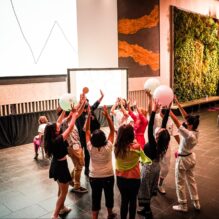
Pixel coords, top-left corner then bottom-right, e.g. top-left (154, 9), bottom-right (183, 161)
top-left (90, 129), bottom-right (107, 148)
top-left (114, 124), bottom-right (135, 159)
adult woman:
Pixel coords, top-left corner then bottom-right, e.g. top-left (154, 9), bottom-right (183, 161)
top-left (76, 89), bottom-right (104, 176)
top-left (110, 98), bottom-right (133, 133)
top-left (114, 123), bottom-right (151, 219)
top-left (154, 108), bottom-right (180, 194)
top-left (85, 105), bottom-right (116, 219)
top-left (126, 101), bottom-right (148, 150)
top-left (44, 108), bottom-right (78, 219)
top-left (137, 100), bottom-right (171, 218)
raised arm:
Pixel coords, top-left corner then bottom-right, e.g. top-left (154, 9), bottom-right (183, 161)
top-left (90, 90), bottom-right (104, 112)
top-left (148, 99), bottom-right (160, 145)
top-left (120, 99), bottom-right (129, 117)
top-left (98, 89), bottom-right (104, 103)
top-left (102, 105), bottom-right (114, 143)
top-left (57, 109), bottom-right (66, 124)
top-left (161, 108), bottom-right (170, 129)
top-left (127, 99), bottom-right (132, 112)
top-left (62, 109), bottom-right (78, 141)
top-left (76, 93), bottom-right (87, 117)
top-left (128, 101), bottom-right (137, 122)
top-left (174, 96), bottom-right (188, 119)
top-left (85, 105), bottom-right (91, 143)
top-left (169, 109), bottom-right (181, 129)
top-left (110, 98), bottom-right (119, 115)
top-left (145, 89), bottom-right (152, 116)
top-left (136, 106), bottom-right (147, 124)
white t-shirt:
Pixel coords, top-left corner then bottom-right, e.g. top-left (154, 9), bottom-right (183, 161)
top-left (87, 140), bottom-right (114, 178)
top-left (154, 113), bottom-right (178, 136)
top-left (112, 109), bottom-right (133, 131)
top-left (38, 123), bottom-right (47, 134)
top-left (178, 125), bottom-right (199, 155)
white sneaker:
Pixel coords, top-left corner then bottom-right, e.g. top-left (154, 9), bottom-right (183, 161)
top-left (158, 185), bottom-right (166, 194)
top-left (172, 204), bottom-right (188, 212)
top-left (193, 200), bottom-right (201, 210)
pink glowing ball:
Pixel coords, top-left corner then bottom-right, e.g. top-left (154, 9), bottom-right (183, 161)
top-left (153, 85), bottom-right (174, 107)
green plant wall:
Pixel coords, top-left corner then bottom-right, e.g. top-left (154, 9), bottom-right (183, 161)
top-left (173, 7), bottom-right (219, 102)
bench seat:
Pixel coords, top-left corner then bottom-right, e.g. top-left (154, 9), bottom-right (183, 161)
top-left (171, 96), bottom-right (219, 109)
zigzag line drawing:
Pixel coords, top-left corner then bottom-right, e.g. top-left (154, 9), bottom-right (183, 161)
top-left (10, 0), bottom-right (77, 64)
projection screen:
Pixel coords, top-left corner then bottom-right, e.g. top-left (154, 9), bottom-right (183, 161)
top-left (0, 0), bottom-right (78, 77)
top-left (67, 68), bottom-right (128, 106)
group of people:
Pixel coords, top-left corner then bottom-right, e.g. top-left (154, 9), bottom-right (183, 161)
top-left (35, 88), bottom-right (201, 219)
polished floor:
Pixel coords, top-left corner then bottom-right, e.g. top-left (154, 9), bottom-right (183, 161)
top-left (0, 106), bottom-right (219, 219)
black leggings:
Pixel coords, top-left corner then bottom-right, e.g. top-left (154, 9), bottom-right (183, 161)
top-left (117, 176), bottom-right (140, 219)
top-left (90, 176), bottom-right (114, 211)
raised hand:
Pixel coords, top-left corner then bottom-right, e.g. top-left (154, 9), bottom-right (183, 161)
top-left (145, 89), bottom-right (152, 97)
top-left (87, 104), bottom-right (91, 114)
top-left (174, 95), bottom-right (179, 105)
top-left (102, 105), bottom-right (108, 117)
top-left (80, 93), bottom-right (86, 103)
top-left (117, 97), bottom-right (121, 105)
top-left (152, 99), bottom-right (160, 112)
top-left (100, 89), bottom-right (104, 98)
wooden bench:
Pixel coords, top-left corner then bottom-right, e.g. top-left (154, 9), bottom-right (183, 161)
top-left (171, 96), bottom-right (219, 111)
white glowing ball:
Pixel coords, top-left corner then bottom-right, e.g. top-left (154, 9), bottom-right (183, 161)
top-left (59, 93), bottom-right (77, 111)
top-left (144, 78), bottom-right (160, 94)
top-left (153, 85), bottom-right (174, 107)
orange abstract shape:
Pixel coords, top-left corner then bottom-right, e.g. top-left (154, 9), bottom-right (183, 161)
top-left (119, 40), bottom-right (159, 71)
top-left (118, 5), bottom-right (159, 34)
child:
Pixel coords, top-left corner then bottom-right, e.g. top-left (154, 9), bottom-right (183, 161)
top-left (33, 116), bottom-right (48, 159)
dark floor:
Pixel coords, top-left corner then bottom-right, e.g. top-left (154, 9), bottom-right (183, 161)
top-left (0, 106), bottom-right (219, 219)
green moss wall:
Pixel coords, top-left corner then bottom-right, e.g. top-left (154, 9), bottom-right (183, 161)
top-left (174, 7), bottom-right (219, 102)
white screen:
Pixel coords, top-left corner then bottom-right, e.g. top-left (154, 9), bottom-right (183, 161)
top-left (0, 0), bottom-right (78, 77)
top-left (68, 69), bottom-right (128, 106)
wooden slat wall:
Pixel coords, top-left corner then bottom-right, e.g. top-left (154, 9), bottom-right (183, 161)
top-left (0, 90), bottom-right (149, 116)
top-left (128, 90), bottom-right (149, 109)
top-left (0, 99), bottom-right (59, 116)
